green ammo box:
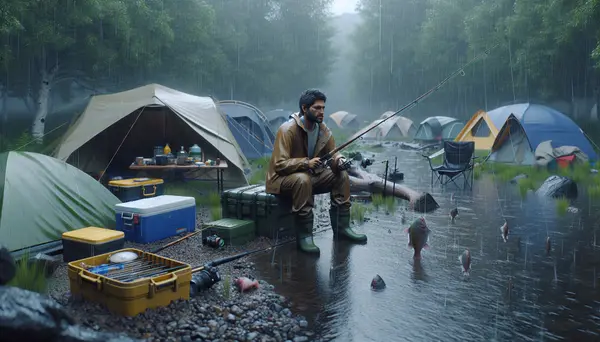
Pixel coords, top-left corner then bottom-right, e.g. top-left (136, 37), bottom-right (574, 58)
top-left (221, 185), bottom-right (294, 239)
top-left (202, 218), bottom-right (256, 246)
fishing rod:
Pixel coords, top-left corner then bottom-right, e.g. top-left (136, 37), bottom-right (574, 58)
top-left (321, 43), bottom-right (499, 165)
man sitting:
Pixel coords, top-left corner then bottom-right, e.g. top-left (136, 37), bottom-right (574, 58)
top-left (265, 89), bottom-right (367, 255)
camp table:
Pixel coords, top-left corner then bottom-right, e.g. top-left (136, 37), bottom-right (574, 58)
top-left (129, 161), bottom-right (228, 192)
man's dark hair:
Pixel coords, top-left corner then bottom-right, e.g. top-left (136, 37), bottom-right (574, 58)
top-left (299, 89), bottom-right (327, 114)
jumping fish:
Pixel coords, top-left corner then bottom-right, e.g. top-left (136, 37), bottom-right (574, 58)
top-left (459, 249), bottom-right (471, 276)
top-left (371, 274), bottom-right (386, 290)
top-left (500, 220), bottom-right (509, 242)
top-left (404, 217), bottom-right (431, 259)
top-left (450, 207), bottom-right (458, 222)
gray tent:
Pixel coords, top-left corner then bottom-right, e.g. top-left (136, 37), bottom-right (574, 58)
top-left (265, 109), bottom-right (293, 132)
top-left (218, 100), bottom-right (275, 159)
top-left (414, 116), bottom-right (464, 142)
top-left (54, 84), bottom-right (249, 185)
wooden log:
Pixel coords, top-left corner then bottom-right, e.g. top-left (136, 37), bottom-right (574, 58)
top-left (347, 166), bottom-right (439, 213)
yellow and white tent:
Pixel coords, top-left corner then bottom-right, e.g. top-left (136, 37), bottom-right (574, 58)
top-left (454, 106), bottom-right (515, 150)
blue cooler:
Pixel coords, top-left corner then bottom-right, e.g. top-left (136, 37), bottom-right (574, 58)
top-left (115, 195), bottom-right (196, 243)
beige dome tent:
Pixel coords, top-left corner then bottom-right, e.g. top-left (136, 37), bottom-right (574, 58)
top-left (54, 84), bottom-right (249, 185)
top-left (328, 111), bottom-right (360, 132)
top-left (364, 116), bottom-right (416, 140)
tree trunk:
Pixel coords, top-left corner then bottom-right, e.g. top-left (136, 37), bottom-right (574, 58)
top-left (0, 87), bottom-right (7, 128)
top-left (31, 66), bottom-right (59, 143)
top-left (347, 166), bottom-right (439, 213)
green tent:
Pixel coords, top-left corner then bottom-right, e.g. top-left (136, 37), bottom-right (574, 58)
top-left (0, 151), bottom-right (121, 252)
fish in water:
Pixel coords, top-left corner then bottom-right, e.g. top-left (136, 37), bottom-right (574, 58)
top-left (500, 220), bottom-right (509, 242)
top-left (404, 217), bottom-right (430, 259)
top-left (449, 207), bottom-right (458, 222)
top-left (545, 236), bottom-right (551, 255)
top-left (459, 249), bottom-right (471, 276)
top-left (371, 274), bottom-right (386, 290)
top-left (234, 277), bottom-right (259, 293)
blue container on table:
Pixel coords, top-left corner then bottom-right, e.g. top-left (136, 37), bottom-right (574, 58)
top-left (114, 195), bottom-right (196, 243)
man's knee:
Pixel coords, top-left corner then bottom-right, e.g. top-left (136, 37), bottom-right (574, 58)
top-left (335, 170), bottom-right (350, 185)
top-left (288, 172), bottom-right (312, 191)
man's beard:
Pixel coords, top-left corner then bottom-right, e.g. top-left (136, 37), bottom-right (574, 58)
top-left (305, 110), bottom-right (321, 123)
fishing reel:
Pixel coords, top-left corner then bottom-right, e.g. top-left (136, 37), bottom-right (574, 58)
top-left (360, 158), bottom-right (374, 169)
top-left (189, 266), bottom-right (221, 297)
top-left (203, 234), bottom-right (224, 248)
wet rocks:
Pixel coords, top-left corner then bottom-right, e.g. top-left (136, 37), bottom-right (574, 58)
top-left (0, 285), bottom-right (139, 342)
top-left (64, 289), bottom-right (314, 342)
top-left (536, 175), bottom-right (578, 199)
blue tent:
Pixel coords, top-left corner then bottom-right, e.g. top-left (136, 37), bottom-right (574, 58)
top-left (489, 103), bottom-right (597, 164)
top-left (218, 100), bottom-right (275, 159)
top-left (265, 109), bottom-right (293, 132)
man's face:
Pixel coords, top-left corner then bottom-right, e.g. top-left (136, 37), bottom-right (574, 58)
top-left (303, 99), bottom-right (325, 123)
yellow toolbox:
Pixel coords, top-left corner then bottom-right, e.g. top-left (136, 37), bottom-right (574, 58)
top-left (108, 177), bottom-right (164, 202)
top-left (62, 227), bottom-right (125, 262)
top-left (67, 248), bottom-right (191, 316)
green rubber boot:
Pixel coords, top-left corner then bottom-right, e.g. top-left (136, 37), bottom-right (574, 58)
top-left (330, 206), bottom-right (368, 244)
top-left (295, 213), bottom-right (320, 255)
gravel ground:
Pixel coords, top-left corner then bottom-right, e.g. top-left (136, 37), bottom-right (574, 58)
top-left (46, 207), bottom-right (315, 342)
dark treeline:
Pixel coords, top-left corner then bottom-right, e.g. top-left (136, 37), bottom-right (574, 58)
top-left (352, 0), bottom-right (600, 120)
top-left (0, 0), bottom-right (599, 144)
top-left (0, 0), bottom-right (333, 142)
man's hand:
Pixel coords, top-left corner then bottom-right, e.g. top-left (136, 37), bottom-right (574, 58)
top-left (308, 157), bottom-right (323, 170)
top-left (336, 157), bottom-right (351, 171)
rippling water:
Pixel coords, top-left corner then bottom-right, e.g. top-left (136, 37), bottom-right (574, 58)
top-left (250, 145), bottom-right (600, 342)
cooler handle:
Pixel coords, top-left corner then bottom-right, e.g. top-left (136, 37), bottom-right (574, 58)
top-left (148, 273), bottom-right (178, 298)
top-left (142, 184), bottom-right (157, 197)
top-left (79, 270), bottom-right (103, 291)
top-left (121, 212), bottom-right (134, 227)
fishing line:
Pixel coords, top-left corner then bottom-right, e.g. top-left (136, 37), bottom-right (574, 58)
top-left (11, 120), bottom-right (70, 151)
top-left (321, 42), bottom-right (500, 163)
top-left (226, 117), bottom-right (266, 158)
top-left (98, 106), bottom-right (146, 183)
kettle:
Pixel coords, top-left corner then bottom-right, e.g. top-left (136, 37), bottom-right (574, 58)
top-left (189, 144), bottom-right (202, 158)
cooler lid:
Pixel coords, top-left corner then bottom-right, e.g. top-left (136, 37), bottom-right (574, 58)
top-left (62, 227), bottom-right (124, 243)
top-left (115, 195), bottom-right (196, 214)
top-left (108, 178), bottom-right (164, 187)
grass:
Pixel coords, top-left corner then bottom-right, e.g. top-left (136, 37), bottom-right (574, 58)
top-left (589, 185), bottom-right (600, 199)
top-left (210, 205), bottom-right (222, 221)
top-left (555, 197), bottom-right (570, 216)
top-left (371, 194), bottom-right (385, 210)
top-left (8, 252), bottom-right (48, 294)
top-left (164, 182), bottom-right (222, 220)
top-left (478, 159), bottom-right (597, 193)
top-left (369, 193), bottom-right (397, 214)
top-left (222, 274), bottom-right (231, 300)
top-left (350, 203), bottom-right (370, 224)
top-left (517, 177), bottom-right (536, 198)
top-left (384, 196), bottom-right (397, 214)
top-left (248, 156), bottom-right (270, 185)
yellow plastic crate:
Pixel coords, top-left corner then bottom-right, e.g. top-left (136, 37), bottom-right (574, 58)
top-left (67, 248), bottom-right (191, 316)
